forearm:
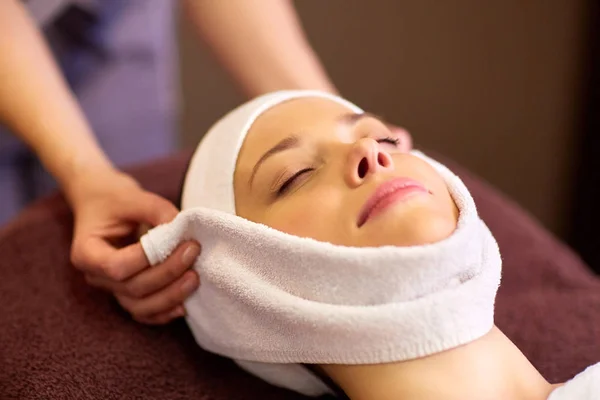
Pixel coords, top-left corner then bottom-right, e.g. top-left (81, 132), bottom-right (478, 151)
top-left (0, 0), bottom-right (114, 200)
top-left (183, 0), bottom-right (337, 97)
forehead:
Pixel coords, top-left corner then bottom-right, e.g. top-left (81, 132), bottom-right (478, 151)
top-left (238, 97), bottom-right (353, 166)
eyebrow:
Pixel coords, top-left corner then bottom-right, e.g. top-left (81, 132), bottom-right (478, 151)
top-left (248, 112), bottom-right (386, 188)
top-left (338, 111), bottom-right (387, 126)
top-left (249, 135), bottom-right (301, 187)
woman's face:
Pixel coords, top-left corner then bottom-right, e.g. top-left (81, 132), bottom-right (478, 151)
top-left (234, 98), bottom-right (459, 247)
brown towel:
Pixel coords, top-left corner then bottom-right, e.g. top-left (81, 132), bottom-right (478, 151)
top-left (0, 151), bottom-right (598, 399)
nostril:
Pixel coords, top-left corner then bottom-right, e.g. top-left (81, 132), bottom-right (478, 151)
top-left (358, 157), bottom-right (368, 178)
top-left (377, 152), bottom-right (389, 167)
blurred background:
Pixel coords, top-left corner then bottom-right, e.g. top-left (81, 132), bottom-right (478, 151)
top-left (179, 0), bottom-right (598, 266)
top-left (179, 0), bottom-right (588, 238)
top-left (2, 0), bottom-right (599, 268)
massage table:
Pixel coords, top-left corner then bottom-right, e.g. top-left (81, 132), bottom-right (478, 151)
top-left (1, 151), bottom-right (599, 399)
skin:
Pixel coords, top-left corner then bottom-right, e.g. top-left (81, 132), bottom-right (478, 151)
top-left (235, 98), bottom-right (451, 247)
top-left (233, 97), bottom-right (560, 399)
top-left (0, 0), bottom-right (411, 324)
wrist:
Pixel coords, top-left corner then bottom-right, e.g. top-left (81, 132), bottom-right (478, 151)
top-left (56, 151), bottom-right (120, 206)
top-left (244, 45), bottom-right (339, 98)
top-left (244, 70), bottom-right (339, 99)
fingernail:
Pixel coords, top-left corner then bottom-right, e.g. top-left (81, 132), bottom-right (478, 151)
top-left (181, 274), bottom-right (198, 294)
top-left (182, 243), bottom-right (200, 265)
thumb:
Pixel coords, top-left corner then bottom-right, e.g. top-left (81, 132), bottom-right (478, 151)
top-left (132, 192), bottom-right (179, 228)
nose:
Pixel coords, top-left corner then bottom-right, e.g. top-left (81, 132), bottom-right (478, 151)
top-left (345, 138), bottom-right (394, 187)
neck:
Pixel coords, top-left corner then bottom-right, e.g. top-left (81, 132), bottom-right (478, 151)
top-left (321, 327), bottom-right (558, 400)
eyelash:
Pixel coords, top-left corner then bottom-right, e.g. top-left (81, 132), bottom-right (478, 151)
top-left (277, 168), bottom-right (314, 196)
top-left (377, 136), bottom-right (400, 146)
top-left (276, 137), bottom-right (399, 196)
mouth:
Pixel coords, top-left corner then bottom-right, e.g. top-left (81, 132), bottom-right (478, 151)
top-left (357, 177), bottom-right (431, 227)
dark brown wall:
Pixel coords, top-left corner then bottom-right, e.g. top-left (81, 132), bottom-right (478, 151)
top-left (177, 1), bottom-right (587, 236)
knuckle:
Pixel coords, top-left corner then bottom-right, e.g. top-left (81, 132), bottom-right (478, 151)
top-left (123, 281), bottom-right (145, 299)
top-left (149, 314), bottom-right (171, 325)
top-left (164, 261), bottom-right (183, 282)
top-left (127, 304), bottom-right (146, 320)
top-left (101, 265), bottom-right (119, 281)
top-left (115, 295), bottom-right (130, 310)
top-left (116, 295), bottom-right (140, 318)
top-left (150, 195), bottom-right (177, 223)
top-left (83, 274), bottom-right (96, 286)
top-left (120, 298), bottom-right (152, 321)
top-left (146, 291), bottom-right (180, 317)
top-left (102, 259), bottom-right (125, 281)
top-left (70, 246), bottom-right (86, 269)
top-left (168, 287), bottom-right (186, 306)
top-left (148, 194), bottom-right (164, 210)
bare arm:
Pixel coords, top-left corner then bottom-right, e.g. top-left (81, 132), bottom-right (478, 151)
top-left (0, 0), bottom-right (199, 325)
top-left (0, 0), bottom-right (113, 202)
top-left (183, 0), bottom-right (337, 97)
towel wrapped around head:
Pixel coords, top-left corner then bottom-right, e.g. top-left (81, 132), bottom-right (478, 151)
top-left (141, 90), bottom-right (502, 397)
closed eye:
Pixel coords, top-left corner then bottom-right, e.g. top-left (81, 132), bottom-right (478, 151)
top-left (277, 168), bottom-right (314, 196)
top-left (377, 136), bottom-right (400, 146)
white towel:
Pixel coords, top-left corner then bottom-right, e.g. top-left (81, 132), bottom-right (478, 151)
top-left (547, 362), bottom-right (600, 399)
top-left (141, 150), bottom-right (502, 396)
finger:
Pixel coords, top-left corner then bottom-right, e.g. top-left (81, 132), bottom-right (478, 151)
top-left (83, 241), bottom-right (199, 297)
top-left (130, 192), bottom-right (179, 227)
top-left (119, 270), bottom-right (199, 319)
top-left (134, 306), bottom-right (186, 325)
top-left (84, 273), bottom-right (117, 292)
top-left (120, 241), bottom-right (201, 298)
top-left (72, 238), bottom-right (150, 281)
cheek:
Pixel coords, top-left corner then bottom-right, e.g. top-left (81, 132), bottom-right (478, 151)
top-left (433, 182), bottom-right (459, 220)
top-left (269, 210), bottom-right (316, 238)
top-left (411, 164), bottom-right (457, 219)
top-left (359, 199), bottom-right (458, 247)
top-left (407, 209), bottom-right (458, 244)
top-left (264, 188), bottom-right (344, 239)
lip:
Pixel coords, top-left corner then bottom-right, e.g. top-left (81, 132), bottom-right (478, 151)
top-left (357, 177), bottom-right (430, 227)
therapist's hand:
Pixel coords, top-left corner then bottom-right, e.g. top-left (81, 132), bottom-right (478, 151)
top-left (67, 168), bottom-right (201, 325)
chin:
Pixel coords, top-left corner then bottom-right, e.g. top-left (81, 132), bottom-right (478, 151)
top-left (362, 211), bottom-right (458, 247)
